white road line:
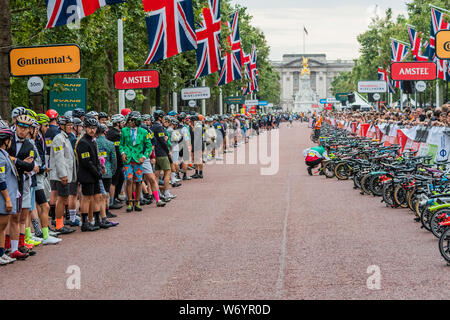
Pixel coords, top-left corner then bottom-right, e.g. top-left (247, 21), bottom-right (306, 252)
top-left (276, 171), bottom-right (291, 299)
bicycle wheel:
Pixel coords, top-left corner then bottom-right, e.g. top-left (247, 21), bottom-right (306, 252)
top-left (394, 185), bottom-right (408, 208)
top-left (430, 209), bottom-right (450, 239)
top-left (369, 174), bottom-right (384, 197)
top-left (353, 171), bottom-right (363, 189)
top-left (361, 174), bottom-right (372, 195)
top-left (406, 189), bottom-right (415, 211)
top-left (415, 199), bottom-right (425, 219)
top-left (335, 163), bottom-right (350, 180)
top-left (324, 162), bottom-right (335, 179)
top-left (438, 228), bottom-right (450, 263)
top-left (382, 184), bottom-right (394, 207)
top-left (420, 207), bottom-right (432, 232)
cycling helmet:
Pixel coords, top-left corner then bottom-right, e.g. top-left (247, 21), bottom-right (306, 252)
top-left (153, 110), bottom-right (166, 120)
top-left (36, 114), bottom-right (50, 125)
top-left (0, 120), bottom-right (14, 139)
top-left (58, 116), bottom-right (73, 125)
top-left (191, 115), bottom-right (199, 122)
top-left (178, 112), bottom-right (187, 120)
top-left (46, 109), bottom-right (59, 120)
top-left (16, 114), bottom-right (33, 126)
top-left (171, 118), bottom-right (180, 125)
top-left (31, 119), bottom-right (39, 129)
top-left (84, 117), bottom-right (99, 128)
top-left (121, 108), bottom-right (132, 117)
top-left (11, 107), bottom-right (28, 119)
top-left (111, 114), bottom-right (125, 124)
top-left (168, 110), bottom-right (178, 116)
top-left (72, 108), bottom-right (85, 118)
top-left (98, 112), bottom-right (108, 120)
top-left (86, 111), bottom-right (98, 118)
top-left (64, 111), bottom-right (73, 118)
top-left (163, 115), bottom-right (172, 122)
top-left (141, 114), bottom-right (151, 121)
top-left (106, 120), bottom-right (113, 127)
top-left (126, 111), bottom-right (141, 122)
top-left (26, 109), bottom-right (37, 120)
top-left (73, 118), bottom-right (82, 126)
top-left (97, 123), bottom-right (108, 134)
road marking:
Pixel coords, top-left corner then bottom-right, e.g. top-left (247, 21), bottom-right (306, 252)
top-left (276, 171), bottom-right (291, 299)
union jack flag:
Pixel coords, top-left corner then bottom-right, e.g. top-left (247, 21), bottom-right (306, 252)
top-left (406, 25), bottom-right (430, 62)
top-left (143, 0), bottom-right (197, 65)
top-left (195, 0), bottom-right (221, 79)
top-left (249, 45), bottom-right (259, 92)
top-left (430, 7), bottom-right (450, 80)
top-left (391, 39), bottom-right (409, 89)
top-left (217, 12), bottom-right (242, 86)
top-left (378, 67), bottom-right (395, 93)
top-left (46, 0), bottom-right (125, 29)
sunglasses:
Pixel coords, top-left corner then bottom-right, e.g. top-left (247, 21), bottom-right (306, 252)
top-left (17, 123), bottom-right (30, 128)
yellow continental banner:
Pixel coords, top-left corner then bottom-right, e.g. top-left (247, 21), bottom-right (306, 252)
top-left (436, 30), bottom-right (450, 60)
top-left (9, 44), bottom-right (81, 77)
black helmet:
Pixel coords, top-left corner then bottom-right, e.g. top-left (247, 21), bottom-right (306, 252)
top-left (58, 116), bottom-right (73, 125)
top-left (73, 118), bottom-right (82, 126)
top-left (153, 110), bottom-right (165, 120)
top-left (191, 115), bottom-right (199, 122)
top-left (84, 117), bottom-right (99, 128)
top-left (73, 108), bottom-right (85, 118)
top-left (98, 112), bottom-right (108, 120)
top-left (97, 123), bottom-right (108, 134)
top-left (178, 112), bottom-right (187, 120)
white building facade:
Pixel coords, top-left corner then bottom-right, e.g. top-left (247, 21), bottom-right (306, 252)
top-left (272, 54), bottom-right (354, 111)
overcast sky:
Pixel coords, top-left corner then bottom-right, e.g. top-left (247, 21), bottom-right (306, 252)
top-left (230, 0), bottom-right (409, 61)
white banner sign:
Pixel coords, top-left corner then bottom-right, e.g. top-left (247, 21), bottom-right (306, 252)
top-left (245, 100), bottom-right (259, 106)
top-left (181, 87), bottom-right (211, 100)
top-left (357, 81), bottom-right (387, 93)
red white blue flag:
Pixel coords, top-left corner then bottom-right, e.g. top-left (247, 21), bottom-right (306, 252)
top-left (46, 0), bottom-right (125, 29)
top-left (406, 25), bottom-right (430, 62)
top-left (391, 39), bottom-right (409, 89)
top-left (217, 12), bottom-right (242, 86)
top-left (378, 67), bottom-right (394, 94)
top-left (195, 0), bottom-right (221, 79)
top-left (430, 7), bottom-right (450, 81)
top-left (143, 0), bottom-right (197, 65)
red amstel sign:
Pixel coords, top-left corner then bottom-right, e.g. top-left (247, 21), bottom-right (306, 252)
top-left (391, 62), bottom-right (437, 81)
top-left (114, 70), bottom-right (160, 90)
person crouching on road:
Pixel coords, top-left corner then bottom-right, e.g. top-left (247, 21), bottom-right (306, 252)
top-left (303, 143), bottom-right (329, 176)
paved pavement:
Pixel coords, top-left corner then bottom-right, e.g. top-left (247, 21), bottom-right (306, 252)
top-left (1, 123), bottom-right (448, 300)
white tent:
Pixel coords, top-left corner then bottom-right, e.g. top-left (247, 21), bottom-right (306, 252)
top-left (347, 92), bottom-right (372, 111)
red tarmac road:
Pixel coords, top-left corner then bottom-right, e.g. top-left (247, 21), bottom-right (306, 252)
top-left (0, 123), bottom-right (448, 299)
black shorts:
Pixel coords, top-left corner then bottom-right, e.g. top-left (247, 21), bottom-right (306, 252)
top-left (306, 158), bottom-right (323, 168)
top-left (81, 182), bottom-right (101, 196)
top-left (35, 189), bottom-right (48, 205)
top-left (112, 168), bottom-right (124, 186)
top-left (56, 181), bottom-right (78, 197)
top-left (101, 178), bottom-right (112, 194)
top-left (50, 180), bottom-right (58, 191)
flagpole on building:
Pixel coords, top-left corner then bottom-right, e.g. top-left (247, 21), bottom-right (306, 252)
top-left (118, 18), bottom-right (125, 112)
top-left (303, 25), bottom-right (306, 54)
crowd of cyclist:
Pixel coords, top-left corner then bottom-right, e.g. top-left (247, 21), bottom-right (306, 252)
top-left (0, 105), bottom-right (299, 265)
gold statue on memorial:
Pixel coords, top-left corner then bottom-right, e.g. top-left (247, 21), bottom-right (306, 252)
top-left (301, 56), bottom-right (310, 76)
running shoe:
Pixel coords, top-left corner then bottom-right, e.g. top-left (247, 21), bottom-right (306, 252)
top-left (134, 204), bottom-right (143, 212)
top-left (105, 220), bottom-right (119, 227)
top-left (126, 204), bottom-right (133, 212)
top-left (106, 212), bottom-right (117, 218)
top-left (42, 236), bottom-right (61, 245)
top-left (48, 229), bottom-right (61, 237)
top-left (110, 203), bottom-right (123, 210)
top-left (182, 175), bottom-right (192, 181)
top-left (10, 250), bottom-right (28, 260)
top-left (81, 223), bottom-right (99, 232)
top-left (307, 167), bottom-right (312, 176)
top-left (1, 254), bottom-right (16, 264)
top-left (56, 226), bottom-right (76, 235)
top-left (156, 200), bottom-right (166, 207)
top-left (69, 219), bottom-right (81, 227)
top-left (19, 246), bottom-right (36, 256)
top-left (26, 238), bottom-right (42, 246)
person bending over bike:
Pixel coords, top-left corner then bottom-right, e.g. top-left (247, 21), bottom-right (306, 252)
top-left (303, 143), bottom-right (329, 176)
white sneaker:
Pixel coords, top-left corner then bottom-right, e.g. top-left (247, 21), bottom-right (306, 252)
top-left (31, 235), bottom-right (43, 242)
top-left (42, 235), bottom-right (62, 245)
top-left (0, 254), bottom-right (15, 264)
top-left (167, 193), bottom-right (177, 199)
top-left (49, 230), bottom-right (60, 237)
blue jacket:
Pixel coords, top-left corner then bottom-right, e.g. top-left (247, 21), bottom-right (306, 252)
top-left (0, 149), bottom-right (19, 215)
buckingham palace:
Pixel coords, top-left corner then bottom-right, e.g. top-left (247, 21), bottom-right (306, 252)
top-left (271, 54), bottom-right (354, 111)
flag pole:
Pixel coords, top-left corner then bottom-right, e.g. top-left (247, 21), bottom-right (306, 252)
top-left (303, 25), bottom-right (306, 55)
top-left (429, 4), bottom-right (450, 14)
top-left (118, 18), bottom-right (125, 112)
